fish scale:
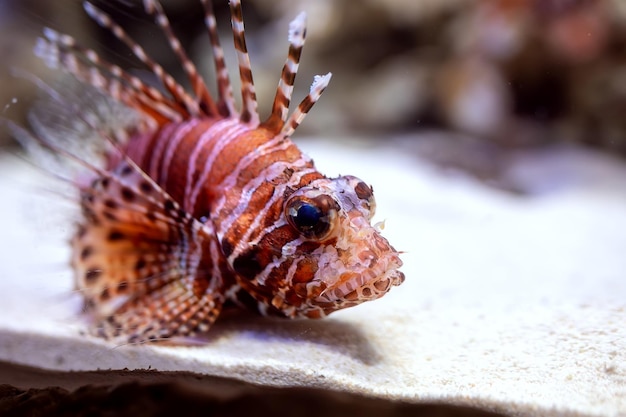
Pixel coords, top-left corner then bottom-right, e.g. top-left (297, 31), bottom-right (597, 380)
top-left (14, 0), bottom-right (405, 344)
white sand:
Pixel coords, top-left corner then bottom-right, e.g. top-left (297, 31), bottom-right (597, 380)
top-left (0, 136), bottom-right (624, 416)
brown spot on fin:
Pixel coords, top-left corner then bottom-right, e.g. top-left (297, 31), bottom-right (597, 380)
top-left (72, 159), bottom-right (226, 343)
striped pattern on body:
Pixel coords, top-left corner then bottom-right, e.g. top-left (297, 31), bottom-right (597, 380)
top-left (16, 0), bottom-right (404, 343)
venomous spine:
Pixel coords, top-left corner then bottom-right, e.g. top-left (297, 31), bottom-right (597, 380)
top-left (12, 0), bottom-right (405, 343)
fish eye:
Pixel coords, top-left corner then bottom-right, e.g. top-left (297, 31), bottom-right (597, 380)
top-left (286, 196), bottom-right (337, 240)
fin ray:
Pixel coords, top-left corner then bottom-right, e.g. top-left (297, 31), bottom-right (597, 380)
top-left (264, 12), bottom-right (307, 132)
top-left (83, 1), bottom-right (205, 118)
top-left (141, 0), bottom-right (219, 116)
top-left (37, 27), bottom-right (184, 124)
top-left (200, 0), bottom-right (237, 117)
top-left (74, 160), bottom-right (224, 343)
top-left (282, 73), bottom-right (332, 137)
top-left (229, 0), bottom-right (259, 125)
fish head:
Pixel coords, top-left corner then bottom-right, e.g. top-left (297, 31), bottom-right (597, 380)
top-left (230, 174), bottom-right (404, 319)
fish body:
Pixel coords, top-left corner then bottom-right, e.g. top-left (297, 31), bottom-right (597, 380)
top-left (16, 0), bottom-right (404, 343)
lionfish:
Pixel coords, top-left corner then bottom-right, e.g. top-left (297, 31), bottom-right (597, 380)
top-left (12, 0), bottom-right (404, 343)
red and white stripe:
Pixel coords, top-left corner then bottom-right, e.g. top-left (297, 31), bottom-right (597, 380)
top-left (20, 0), bottom-right (403, 343)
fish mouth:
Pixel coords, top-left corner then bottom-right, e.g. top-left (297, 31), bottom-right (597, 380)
top-left (306, 267), bottom-right (403, 319)
top-left (353, 263), bottom-right (405, 301)
top-left (296, 220), bottom-right (405, 317)
top-left (294, 252), bottom-right (404, 319)
top-left (316, 253), bottom-right (404, 306)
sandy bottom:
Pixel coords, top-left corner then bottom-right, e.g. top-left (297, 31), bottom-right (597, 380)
top-left (0, 135), bottom-right (624, 417)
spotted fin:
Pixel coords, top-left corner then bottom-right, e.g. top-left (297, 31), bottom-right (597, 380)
top-left (73, 159), bottom-right (225, 343)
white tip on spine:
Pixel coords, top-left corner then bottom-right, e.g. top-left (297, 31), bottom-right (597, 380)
top-left (43, 27), bottom-right (59, 42)
top-left (310, 72), bottom-right (332, 94)
top-left (288, 12), bottom-right (307, 47)
top-left (83, 2), bottom-right (104, 24)
top-left (281, 72), bottom-right (332, 137)
top-left (83, 1), bottom-right (95, 14)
